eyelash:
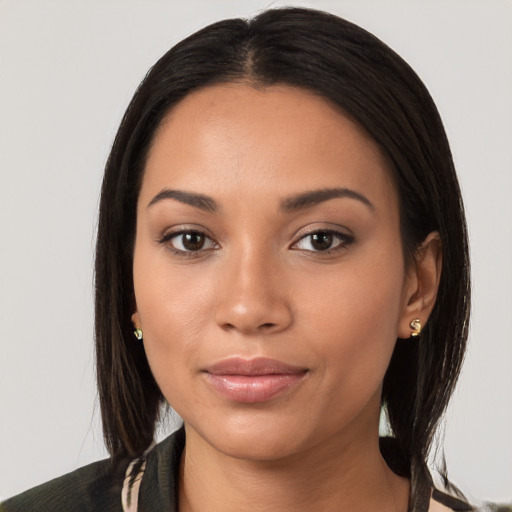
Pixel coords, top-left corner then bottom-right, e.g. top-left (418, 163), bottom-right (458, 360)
top-left (158, 228), bottom-right (354, 258)
top-left (291, 229), bottom-right (354, 255)
top-left (158, 230), bottom-right (218, 259)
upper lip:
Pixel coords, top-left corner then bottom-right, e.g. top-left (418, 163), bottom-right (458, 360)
top-left (204, 357), bottom-right (308, 376)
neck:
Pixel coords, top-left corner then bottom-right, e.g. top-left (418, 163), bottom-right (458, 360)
top-left (178, 419), bottom-right (409, 512)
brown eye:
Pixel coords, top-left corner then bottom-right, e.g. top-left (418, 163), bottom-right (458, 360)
top-left (292, 230), bottom-right (353, 253)
top-left (164, 230), bottom-right (217, 253)
top-left (181, 232), bottom-right (205, 251)
top-left (310, 232), bottom-right (334, 251)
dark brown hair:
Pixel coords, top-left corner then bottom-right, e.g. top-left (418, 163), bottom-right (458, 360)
top-left (95, 8), bottom-right (470, 510)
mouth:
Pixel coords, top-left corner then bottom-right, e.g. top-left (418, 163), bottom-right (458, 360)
top-left (202, 357), bottom-right (309, 403)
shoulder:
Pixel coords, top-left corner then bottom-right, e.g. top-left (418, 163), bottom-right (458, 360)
top-left (0, 457), bottom-right (127, 512)
top-left (137, 427), bottom-right (185, 511)
top-left (0, 427), bottom-right (185, 512)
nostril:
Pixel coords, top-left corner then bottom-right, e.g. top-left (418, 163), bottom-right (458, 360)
top-left (221, 321), bottom-right (278, 334)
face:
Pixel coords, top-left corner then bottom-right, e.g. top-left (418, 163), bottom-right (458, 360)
top-left (132, 83), bottom-right (414, 461)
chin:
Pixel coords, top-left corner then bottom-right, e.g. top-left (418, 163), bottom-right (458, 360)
top-left (211, 433), bottom-right (304, 462)
top-left (186, 411), bottom-right (313, 462)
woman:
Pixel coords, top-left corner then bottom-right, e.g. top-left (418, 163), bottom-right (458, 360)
top-left (2, 7), bottom-right (473, 512)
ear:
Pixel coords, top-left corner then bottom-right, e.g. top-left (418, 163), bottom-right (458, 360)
top-left (131, 310), bottom-right (142, 329)
top-left (397, 231), bottom-right (442, 339)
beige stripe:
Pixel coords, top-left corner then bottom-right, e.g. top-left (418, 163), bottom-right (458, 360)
top-left (121, 458), bottom-right (147, 512)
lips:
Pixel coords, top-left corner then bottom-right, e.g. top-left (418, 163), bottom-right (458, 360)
top-left (202, 357), bottom-right (308, 403)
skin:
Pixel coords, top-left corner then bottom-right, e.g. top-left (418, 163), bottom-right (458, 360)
top-left (132, 83), bottom-right (442, 512)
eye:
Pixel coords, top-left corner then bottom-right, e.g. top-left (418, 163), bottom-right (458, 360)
top-left (161, 230), bottom-right (217, 253)
top-left (292, 230), bottom-right (353, 253)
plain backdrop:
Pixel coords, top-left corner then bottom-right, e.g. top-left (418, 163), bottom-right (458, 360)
top-left (1, 0), bottom-right (511, 503)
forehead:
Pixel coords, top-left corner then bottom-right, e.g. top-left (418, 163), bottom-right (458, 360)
top-left (141, 83), bottom-right (397, 210)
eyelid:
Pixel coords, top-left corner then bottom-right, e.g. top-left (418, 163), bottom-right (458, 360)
top-left (158, 224), bottom-right (216, 241)
top-left (290, 225), bottom-right (355, 253)
top-left (291, 223), bottom-right (353, 243)
top-left (157, 225), bottom-right (220, 257)
top-left (292, 221), bottom-right (353, 237)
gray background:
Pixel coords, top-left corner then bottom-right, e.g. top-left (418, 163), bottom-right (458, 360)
top-left (1, 0), bottom-right (511, 503)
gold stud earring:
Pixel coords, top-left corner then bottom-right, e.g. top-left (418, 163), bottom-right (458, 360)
top-left (410, 318), bottom-right (422, 337)
top-left (133, 327), bottom-right (143, 341)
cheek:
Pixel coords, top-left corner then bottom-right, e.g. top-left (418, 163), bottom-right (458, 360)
top-left (300, 250), bottom-right (405, 399)
top-left (132, 245), bottom-right (214, 383)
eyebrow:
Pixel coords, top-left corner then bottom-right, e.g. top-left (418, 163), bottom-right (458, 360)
top-left (148, 189), bottom-right (217, 212)
top-left (147, 187), bottom-right (374, 213)
top-left (280, 188), bottom-right (374, 212)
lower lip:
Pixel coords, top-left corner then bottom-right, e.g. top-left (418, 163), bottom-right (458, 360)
top-left (204, 373), bottom-right (307, 403)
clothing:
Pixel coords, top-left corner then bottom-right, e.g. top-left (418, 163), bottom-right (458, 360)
top-left (1, 428), bottom-right (472, 512)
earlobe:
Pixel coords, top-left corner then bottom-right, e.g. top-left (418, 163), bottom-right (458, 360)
top-left (131, 311), bottom-right (143, 341)
top-left (398, 231), bottom-right (442, 339)
top-left (131, 311), bottom-right (142, 328)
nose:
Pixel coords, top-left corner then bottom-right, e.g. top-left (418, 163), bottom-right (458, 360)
top-left (214, 249), bottom-right (293, 336)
